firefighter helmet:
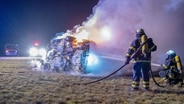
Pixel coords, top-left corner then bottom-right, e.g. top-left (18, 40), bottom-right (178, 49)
top-left (136, 28), bottom-right (145, 34)
top-left (166, 50), bottom-right (176, 59)
top-left (136, 28), bottom-right (145, 38)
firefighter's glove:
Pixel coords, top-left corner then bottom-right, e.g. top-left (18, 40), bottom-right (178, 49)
top-left (147, 38), bottom-right (153, 43)
top-left (125, 58), bottom-right (131, 65)
top-left (160, 64), bottom-right (165, 70)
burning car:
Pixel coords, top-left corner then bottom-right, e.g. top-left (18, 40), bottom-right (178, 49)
top-left (43, 32), bottom-right (95, 73)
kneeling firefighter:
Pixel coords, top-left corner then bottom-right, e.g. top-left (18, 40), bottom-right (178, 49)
top-left (159, 50), bottom-right (183, 85)
top-left (125, 28), bottom-right (157, 91)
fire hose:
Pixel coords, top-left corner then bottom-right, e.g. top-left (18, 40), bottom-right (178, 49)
top-left (78, 38), bottom-right (164, 88)
top-left (149, 66), bottom-right (164, 88)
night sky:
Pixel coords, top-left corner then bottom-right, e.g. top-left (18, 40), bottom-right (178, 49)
top-left (0, 0), bottom-right (99, 56)
top-left (1, 0), bottom-right (184, 64)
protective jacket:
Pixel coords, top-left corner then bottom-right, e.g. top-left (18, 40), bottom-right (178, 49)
top-left (126, 37), bottom-right (157, 62)
top-left (161, 55), bottom-right (183, 85)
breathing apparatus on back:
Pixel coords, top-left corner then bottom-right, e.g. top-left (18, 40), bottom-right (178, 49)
top-left (141, 35), bottom-right (149, 56)
top-left (136, 29), bottom-right (149, 56)
top-left (175, 55), bottom-right (183, 73)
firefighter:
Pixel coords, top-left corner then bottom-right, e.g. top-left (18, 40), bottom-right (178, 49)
top-left (160, 50), bottom-right (183, 86)
top-left (125, 28), bottom-right (157, 91)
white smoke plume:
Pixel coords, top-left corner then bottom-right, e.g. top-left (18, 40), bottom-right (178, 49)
top-left (72, 0), bottom-right (184, 64)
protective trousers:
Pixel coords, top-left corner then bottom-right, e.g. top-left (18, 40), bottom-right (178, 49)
top-left (132, 62), bottom-right (150, 89)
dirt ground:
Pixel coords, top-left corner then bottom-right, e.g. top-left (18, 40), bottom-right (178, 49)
top-left (0, 59), bottom-right (184, 104)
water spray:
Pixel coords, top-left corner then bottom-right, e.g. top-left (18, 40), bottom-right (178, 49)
top-left (74, 38), bottom-right (163, 88)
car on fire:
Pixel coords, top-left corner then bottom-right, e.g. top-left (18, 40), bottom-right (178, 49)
top-left (42, 32), bottom-right (96, 74)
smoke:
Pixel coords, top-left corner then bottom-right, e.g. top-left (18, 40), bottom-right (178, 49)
top-left (73, 0), bottom-right (184, 64)
top-left (61, 0), bottom-right (184, 76)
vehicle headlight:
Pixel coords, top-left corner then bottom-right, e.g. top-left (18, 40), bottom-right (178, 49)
top-left (39, 48), bottom-right (46, 56)
top-left (29, 47), bottom-right (38, 56)
top-left (29, 47), bottom-right (46, 57)
top-left (87, 53), bottom-right (98, 66)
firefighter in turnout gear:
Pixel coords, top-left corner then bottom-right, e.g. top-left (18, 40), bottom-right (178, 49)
top-left (160, 50), bottom-right (183, 86)
top-left (125, 28), bottom-right (157, 91)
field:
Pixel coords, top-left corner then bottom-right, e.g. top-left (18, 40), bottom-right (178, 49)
top-left (0, 58), bottom-right (184, 104)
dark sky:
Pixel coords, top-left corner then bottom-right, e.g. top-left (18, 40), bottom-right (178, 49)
top-left (1, 0), bottom-right (184, 63)
top-left (0, 0), bottom-right (99, 55)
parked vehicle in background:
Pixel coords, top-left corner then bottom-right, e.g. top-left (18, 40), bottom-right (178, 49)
top-left (29, 41), bottom-right (47, 68)
top-left (5, 43), bottom-right (19, 56)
